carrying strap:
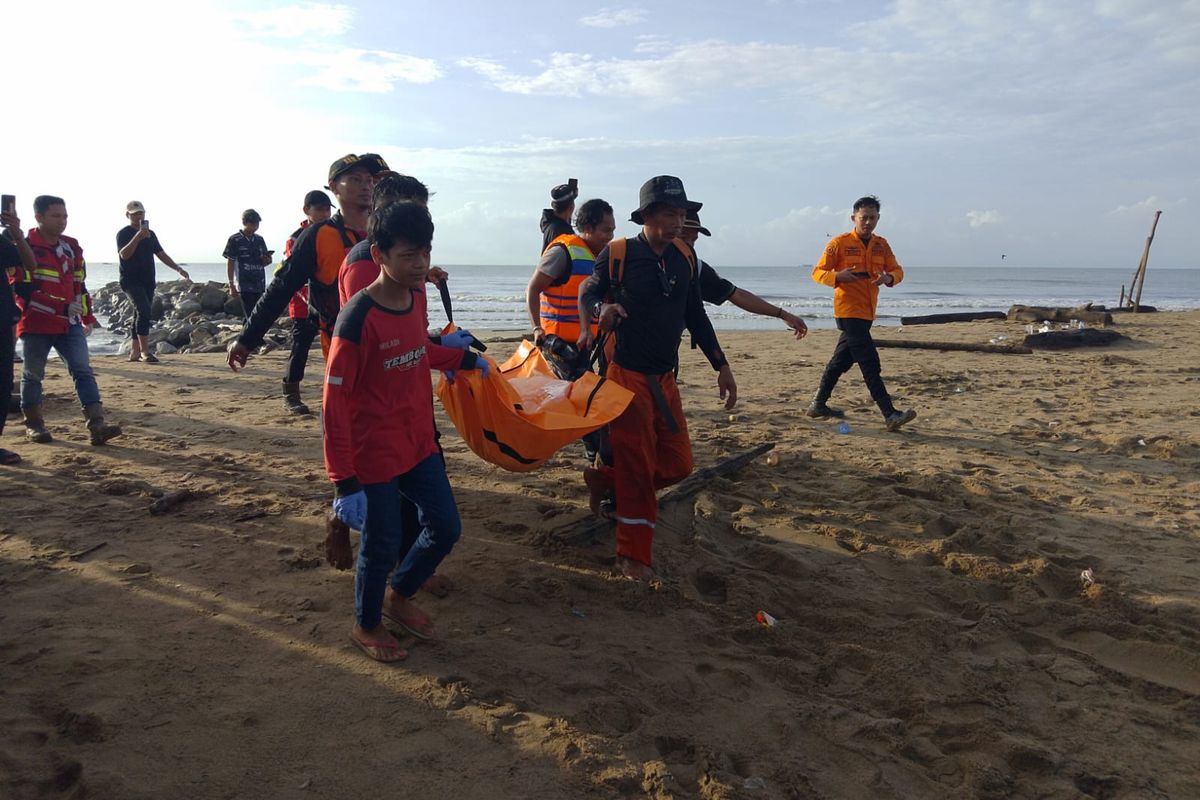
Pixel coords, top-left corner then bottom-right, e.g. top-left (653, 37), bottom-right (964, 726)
top-left (646, 374), bottom-right (680, 434)
top-left (435, 279), bottom-right (486, 351)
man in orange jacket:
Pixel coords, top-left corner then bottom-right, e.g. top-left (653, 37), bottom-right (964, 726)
top-left (810, 195), bottom-right (915, 432)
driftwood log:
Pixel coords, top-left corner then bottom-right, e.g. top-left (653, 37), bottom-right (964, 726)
top-left (875, 339), bottom-right (1032, 355)
top-left (1024, 329), bottom-right (1124, 349)
top-left (553, 442), bottom-right (776, 545)
top-left (1008, 305), bottom-right (1113, 326)
top-left (1111, 305), bottom-right (1157, 314)
top-left (900, 311), bottom-right (1006, 325)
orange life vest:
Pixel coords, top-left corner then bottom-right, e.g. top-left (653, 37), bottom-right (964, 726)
top-left (539, 233), bottom-right (597, 342)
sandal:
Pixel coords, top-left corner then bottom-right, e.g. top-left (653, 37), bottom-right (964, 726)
top-left (383, 606), bottom-right (436, 641)
top-left (0, 448), bottom-right (21, 465)
top-left (139, 353), bottom-right (160, 363)
top-left (421, 573), bottom-right (453, 598)
top-left (349, 631), bottom-right (407, 663)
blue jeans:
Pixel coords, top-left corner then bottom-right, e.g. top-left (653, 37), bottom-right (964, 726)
top-left (20, 324), bottom-right (101, 409)
top-left (356, 453), bottom-right (461, 629)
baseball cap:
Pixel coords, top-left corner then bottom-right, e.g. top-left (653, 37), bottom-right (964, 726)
top-left (304, 190), bottom-right (332, 208)
top-left (126, 200), bottom-right (146, 214)
top-left (358, 153), bottom-right (394, 176)
top-left (683, 209), bottom-right (711, 237)
top-left (630, 175), bottom-right (701, 225)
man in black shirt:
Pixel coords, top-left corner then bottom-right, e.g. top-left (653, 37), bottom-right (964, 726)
top-left (577, 176), bottom-right (736, 581)
top-left (1, 205), bottom-right (37, 464)
top-left (677, 209), bottom-right (808, 338)
top-left (117, 201), bottom-right (190, 362)
top-left (223, 209), bottom-right (272, 325)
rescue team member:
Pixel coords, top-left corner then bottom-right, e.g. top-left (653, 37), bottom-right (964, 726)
top-left (1, 205), bottom-right (37, 464)
top-left (227, 152), bottom-right (389, 375)
top-left (338, 173), bottom-right (447, 302)
top-left (526, 198), bottom-right (615, 345)
top-left (324, 201), bottom-right (488, 663)
top-left (809, 195), bottom-right (916, 431)
top-left (223, 208), bottom-right (272, 324)
top-left (577, 176), bottom-right (737, 582)
top-left (336, 173), bottom-right (457, 600)
top-left (117, 200), bottom-right (190, 363)
top-left (539, 178), bottom-right (577, 251)
top-left (676, 209), bottom-right (809, 339)
top-left (279, 190), bottom-right (333, 415)
top-left (14, 196), bottom-right (122, 446)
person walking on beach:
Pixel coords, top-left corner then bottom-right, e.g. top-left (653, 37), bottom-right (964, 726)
top-left (223, 209), bottom-right (272, 325)
top-left (279, 190), bottom-right (333, 415)
top-left (117, 200), bottom-right (190, 363)
top-left (809, 195), bottom-right (916, 431)
top-left (13, 196), bottom-right (121, 446)
top-left (577, 176), bottom-right (736, 581)
top-left (324, 201), bottom-right (488, 662)
top-left (676, 209), bottom-right (808, 339)
top-left (1, 204), bottom-right (37, 464)
top-left (540, 179), bottom-right (577, 251)
top-left (527, 197), bottom-right (614, 347)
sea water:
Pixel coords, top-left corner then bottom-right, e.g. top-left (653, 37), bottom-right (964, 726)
top-left (71, 263), bottom-right (1200, 355)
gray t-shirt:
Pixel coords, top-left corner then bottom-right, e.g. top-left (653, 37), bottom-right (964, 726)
top-left (536, 244), bottom-right (572, 286)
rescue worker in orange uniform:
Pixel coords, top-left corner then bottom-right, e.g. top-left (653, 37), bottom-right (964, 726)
top-left (578, 176), bottom-right (736, 581)
top-left (525, 197), bottom-right (615, 345)
top-left (809, 195), bottom-right (916, 431)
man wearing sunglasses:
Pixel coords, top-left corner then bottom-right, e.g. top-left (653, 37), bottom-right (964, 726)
top-left (577, 176), bottom-right (736, 582)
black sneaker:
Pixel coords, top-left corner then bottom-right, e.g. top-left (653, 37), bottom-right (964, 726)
top-left (885, 409), bottom-right (917, 431)
top-left (805, 401), bottom-right (844, 419)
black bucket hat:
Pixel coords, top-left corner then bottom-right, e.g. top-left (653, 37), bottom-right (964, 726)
top-left (630, 175), bottom-right (701, 225)
top-left (684, 208), bottom-right (711, 236)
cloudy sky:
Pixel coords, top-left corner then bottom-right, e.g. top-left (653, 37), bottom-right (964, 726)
top-left (5, 0), bottom-right (1196, 269)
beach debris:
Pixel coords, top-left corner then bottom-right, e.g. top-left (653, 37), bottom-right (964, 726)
top-left (1137, 438), bottom-right (1147, 447)
top-left (755, 610), bottom-right (778, 628)
top-left (743, 776), bottom-right (768, 791)
top-left (728, 414), bottom-right (738, 423)
top-left (989, 335), bottom-right (1009, 344)
top-left (67, 541), bottom-right (108, 561)
top-left (1080, 568), bottom-right (1096, 588)
top-left (837, 422), bottom-right (851, 435)
top-left (149, 489), bottom-right (194, 515)
top-left (764, 452), bottom-right (780, 467)
top-left (570, 607), bottom-right (587, 618)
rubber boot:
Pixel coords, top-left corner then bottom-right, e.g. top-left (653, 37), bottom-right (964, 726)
top-left (23, 404), bottom-right (53, 444)
top-left (282, 381), bottom-right (310, 415)
top-left (83, 402), bottom-right (123, 446)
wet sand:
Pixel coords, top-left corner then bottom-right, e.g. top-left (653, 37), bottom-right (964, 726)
top-left (2, 311), bottom-right (1198, 799)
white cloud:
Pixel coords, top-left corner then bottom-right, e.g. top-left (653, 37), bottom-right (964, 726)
top-left (296, 50), bottom-right (441, 92)
top-left (1108, 196), bottom-right (1188, 215)
top-left (227, 3), bottom-right (354, 37)
top-left (580, 8), bottom-right (648, 28)
top-left (966, 210), bottom-right (1003, 228)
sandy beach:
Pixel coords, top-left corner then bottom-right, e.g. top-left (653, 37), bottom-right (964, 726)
top-left (2, 311), bottom-right (1199, 799)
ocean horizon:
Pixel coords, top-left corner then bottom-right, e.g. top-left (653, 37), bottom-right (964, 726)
top-left (69, 262), bottom-right (1200, 355)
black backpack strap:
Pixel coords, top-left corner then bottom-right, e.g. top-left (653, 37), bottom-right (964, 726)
top-left (435, 279), bottom-right (486, 351)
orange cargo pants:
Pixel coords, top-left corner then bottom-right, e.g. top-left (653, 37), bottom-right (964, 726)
top-left (594, 363), bottom-right (693, 566)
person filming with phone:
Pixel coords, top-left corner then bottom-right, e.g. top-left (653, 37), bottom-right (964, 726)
top-left (117, 200), bottom-right (190, 363)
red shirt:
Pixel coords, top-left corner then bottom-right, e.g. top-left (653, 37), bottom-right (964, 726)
top-left (323, 287), bottom-right (477, 489)
top-left (284, 222), bottom-right (311, 320)
top-left (337, 239), bottom-right (375, 306)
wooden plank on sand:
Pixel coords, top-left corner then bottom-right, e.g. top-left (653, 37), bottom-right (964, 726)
top-left (875, 339), bottom-right (1032, 355)
top-left (900, 311), bottom-right (1007, 325)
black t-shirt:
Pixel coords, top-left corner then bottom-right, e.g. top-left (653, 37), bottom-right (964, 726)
top-left (0, 234), bottom-right (20, 326)
top-left (581, 234), bottom-right (727, 375)
top-left (223, 231), bottom-right (270, 293)
top-left (117, 225), bottom-right (161, 285)
top-left (698, 261), bottom-right (736, 305)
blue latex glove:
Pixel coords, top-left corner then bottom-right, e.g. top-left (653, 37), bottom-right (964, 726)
top-left (440, 329), bottom-right (474, 350)
top-left (442, 370), bottom-right (456, 385)
top-left (332, 490), bottom-right (367, 530)
top-left (477, 359), bottom-right (490, 378)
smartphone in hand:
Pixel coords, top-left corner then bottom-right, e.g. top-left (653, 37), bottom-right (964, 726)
top-left (140, 219), bottom-right (150, 230)
top-left (1, 194), bottom-right (15, 219)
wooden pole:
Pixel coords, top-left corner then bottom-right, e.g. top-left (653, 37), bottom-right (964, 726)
top-left (1131, 211), bottom-right (1162, 312)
